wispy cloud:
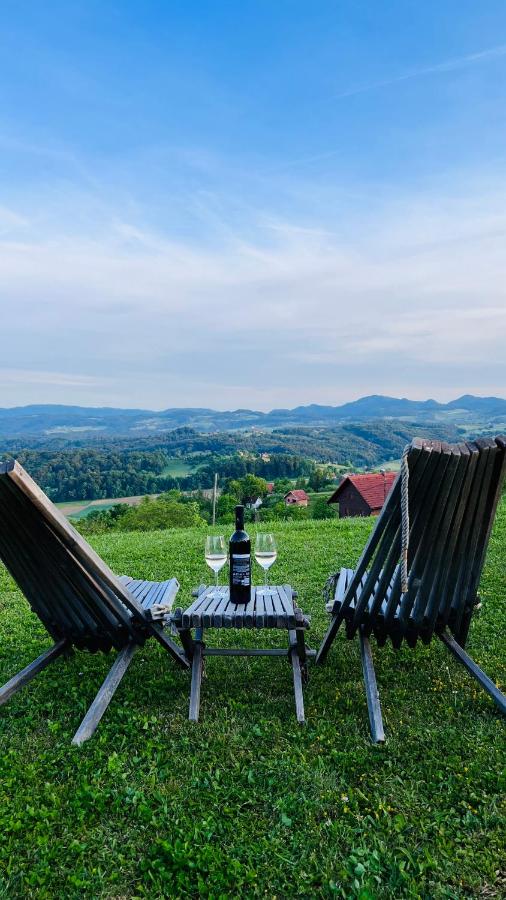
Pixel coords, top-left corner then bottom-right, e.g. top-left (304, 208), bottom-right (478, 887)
top-left (337, 43), bottom-right (506, 99)
top-left (0, 369), bottom-right (105, 387)
top-left (0, 166), bottom-right (505, 407)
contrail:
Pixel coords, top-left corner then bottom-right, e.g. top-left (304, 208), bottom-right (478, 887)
top-left (337, 43), bottom-right (506, 99)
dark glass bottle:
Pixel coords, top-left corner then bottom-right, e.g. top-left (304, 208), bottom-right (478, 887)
top-left (229, 505), bottom-right (251, 604)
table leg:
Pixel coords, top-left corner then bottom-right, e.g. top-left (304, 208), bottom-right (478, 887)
top-left (178, 627), bottom-right (195, 661)
top-left (288, 629), bottom-right (305, 724)
top-left (295, 627), bottom-right (308, 684)
top-left (189, 627), bottom-right (204, 722)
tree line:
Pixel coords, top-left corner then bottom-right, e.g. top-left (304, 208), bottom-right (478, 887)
top-left (0, 447), bottom-right (317, 502)
top-left (76, 474), bottom-right (337, 536)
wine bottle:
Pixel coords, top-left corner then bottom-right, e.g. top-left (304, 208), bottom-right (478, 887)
top-left (229, 505), bottom-right (251, 604)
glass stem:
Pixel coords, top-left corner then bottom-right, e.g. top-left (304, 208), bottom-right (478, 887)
top-left (215, 570), bottom-right (219, 587)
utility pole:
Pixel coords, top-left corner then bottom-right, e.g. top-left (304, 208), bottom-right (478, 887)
top-left (212, 472), bottom-right (218, 525)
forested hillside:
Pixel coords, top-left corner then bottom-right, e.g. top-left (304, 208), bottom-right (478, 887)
top-left (1, 420), bottom-right (466, 502)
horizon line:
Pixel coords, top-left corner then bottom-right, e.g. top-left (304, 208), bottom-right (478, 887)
top-left (0, 392), bottom-right (504, 416)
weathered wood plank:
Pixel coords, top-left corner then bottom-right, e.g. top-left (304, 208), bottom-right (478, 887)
top-left (223, 598), bottom-right (234, 628)
top-left (182, 587), bottom-right (210, 627)
top-left (244, 587), bottom-right (256, 627)
top-left (255, 592), bottom-right (266, 628)
top-left (359, 629), bottom-right (385, 743)
top-left (288, 630), bottom-right (305, 724)
top-left (278, 584), bottom-right (296, 629)
top-left (189, 628), bottom-right (204, 722)
top-left (271, 588), bottom-right (285, 628)
top-left (72, 643), bottom-right (138, 746)
top-left (148, 579), bottom-right (179, 616)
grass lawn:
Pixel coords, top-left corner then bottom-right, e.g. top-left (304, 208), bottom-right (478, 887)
top-left (0, 507), bottom-right (505, 897)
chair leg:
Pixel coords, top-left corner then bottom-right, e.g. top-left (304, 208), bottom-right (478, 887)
top-left (359, 629), bottom-right (385, 744)
top-left (189, 628), bottom-right (204, 722)
top-left (289, 630), bottom-right (305, 724)
top-left (151, 625), bottom-right (191, 669)
top-left (439, 629), bottom-right (506, 716)
top-left (0, 639), bottom-right (69, 706)
top-left (72, 643), bottom-right (138, 746)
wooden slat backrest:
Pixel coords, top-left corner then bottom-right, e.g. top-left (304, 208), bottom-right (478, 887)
top-left (352, 441), bottom-right (438, 632)
top-left (340, 436), bottom-right (505, 645)
top-left (0, 483), bottom-right (95, 642)
top-left (468, 437), bottom-right (506, 600)
top-left (0, 476), bottom-right (125, 644)
top-left (449, 438), bottom-right (506, 635)
top-left (348, 440), bottom-right (446, 635)
top-left (430, 440), bottom-right (488, 634)
top-left (5, 462), bottom-right (145, 614)
top-left (331, 442), bottom-right (424, 631)
top-left (0, 477), bottom-right (129, 650)
top-left (382, 442), bottom-right (446, 632)
top-left (0, 498), bottom-right (69, 643)
top-left (421, 443), bottom-right (476, 636)
top-left (0, 461), bottom-right (148, 650)
top-left (404, 443), bottom-right (463, 636)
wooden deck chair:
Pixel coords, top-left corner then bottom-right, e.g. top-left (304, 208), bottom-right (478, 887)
top-left (0, 460), bottom-right (190, 744)
top-left (316, 437), bottom-right (506, 742)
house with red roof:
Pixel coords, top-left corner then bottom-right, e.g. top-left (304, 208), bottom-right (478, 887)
top-left (327, 472), bottom-right (397, 518)
top-left (284, 489), bottom-right (309, 507)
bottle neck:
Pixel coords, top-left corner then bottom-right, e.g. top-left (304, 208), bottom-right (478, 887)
top-left (235, 505), bottom-right (245, 530)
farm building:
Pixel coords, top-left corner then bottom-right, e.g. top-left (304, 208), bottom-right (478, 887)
top-left (284, 489), bottom-right (309, 507)
top-left (327, 472), bottom-right (397, 518)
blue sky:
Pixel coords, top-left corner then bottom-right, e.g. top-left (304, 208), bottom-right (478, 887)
top-left (1, 1), bottom-right (505, 409)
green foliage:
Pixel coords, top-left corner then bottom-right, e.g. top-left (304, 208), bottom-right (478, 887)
top-left (115, 497), bottom-right (206, 532)
top-left (312, 496), bottom-right (336, 520)
top-left (259, 500), bottom-right (309, 522)
top-left (1, 418), bottom-right (466, 503)
top-left (216, 492), bottom-right (237, 523)
top-left (308, 467), bottom-right (334, 492)
top-left (0, 504), bottom-right (505, 896)
top-left (227, 474), bottom-right (268, 505)
top-left (274, 477), bottom-right (293, 495)
top-left (73, 503), bottom-right (130, 535)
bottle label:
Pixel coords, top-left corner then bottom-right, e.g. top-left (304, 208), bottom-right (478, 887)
top-left (231, 553), bottom-right (251, 586)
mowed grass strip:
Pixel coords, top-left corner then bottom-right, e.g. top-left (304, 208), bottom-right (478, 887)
top-left (0, 508), bottom-right (505, 898)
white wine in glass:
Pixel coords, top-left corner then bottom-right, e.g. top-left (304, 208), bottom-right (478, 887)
top-left (205, 535), bottom-right (227, 595)
top-left (255, 533), bottom-right (277, 596)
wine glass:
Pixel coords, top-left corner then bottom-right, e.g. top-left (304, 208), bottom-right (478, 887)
top-left (255, 533), bottom-right (277, 596)
top-left (205, 535), bottom-right (227, 595)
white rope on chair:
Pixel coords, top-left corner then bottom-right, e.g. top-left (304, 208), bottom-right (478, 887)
top-left (400, 444), bottom-right (411, 595)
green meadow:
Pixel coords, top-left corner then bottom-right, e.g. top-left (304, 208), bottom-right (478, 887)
top-left (0, 509), bottom-right (505, 898)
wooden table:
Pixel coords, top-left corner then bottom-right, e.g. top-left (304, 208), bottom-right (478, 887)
top-left (170, 585), bottom-right (314, 723)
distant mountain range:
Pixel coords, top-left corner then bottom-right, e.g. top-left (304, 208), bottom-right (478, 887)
top-left (0, 394), bottom-right (505, 438)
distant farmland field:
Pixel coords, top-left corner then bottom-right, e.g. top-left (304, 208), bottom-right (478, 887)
top-left (57, 495), bottom-right (157, 519)
top-left (162, 458), bottom-right (203, 477)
